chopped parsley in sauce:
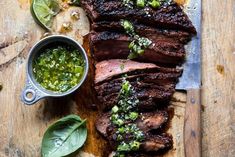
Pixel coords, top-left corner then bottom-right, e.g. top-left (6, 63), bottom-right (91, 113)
top-left (122, 0), bottom-right (168, 9)
top-left (121, 20), bottom-right (152, 59)
top-left (33, 46), bottom-right (85, 93)
top-left (110, 79), bottom-right (144, 157)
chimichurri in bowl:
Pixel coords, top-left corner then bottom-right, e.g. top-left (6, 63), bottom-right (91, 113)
top-left (21, 35), bottom-right (89, 105)
top-left (33, 45), bottom-right (85, 93)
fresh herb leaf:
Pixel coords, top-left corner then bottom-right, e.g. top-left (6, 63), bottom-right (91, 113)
top-left (41, 115), bottom-right (87, 157)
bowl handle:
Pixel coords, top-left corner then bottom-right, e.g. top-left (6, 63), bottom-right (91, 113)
top-left (21, 79), bottom-right (47, 105)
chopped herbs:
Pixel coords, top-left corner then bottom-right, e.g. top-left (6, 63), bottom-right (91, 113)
top-left (136, 0), bottom-right (145, 8)
top-left (110, 79), bottom-right (144, 157)
top-left (121, 20), bottom-right (152, 59)
top-left (33, 46), bottom-right (85, 93)
top-left (122, 0), bottom-right (167, 9)
top-left (149, 0), bottom-right (161, 8)
top-left (120, 63), bottom-right (125, 71)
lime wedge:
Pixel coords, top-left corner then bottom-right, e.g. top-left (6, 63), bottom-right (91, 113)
top-left (31, 0), bottom-right (60, 30)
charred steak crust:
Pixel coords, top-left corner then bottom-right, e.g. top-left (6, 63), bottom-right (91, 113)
top-left (81, 0), bottom-right (196, 155)
top-left (96, 111), bottom-right (169, 137)
top-left (90, 31), bottom-right (186, 64)
top-left (92, 21), bottom-right (192, 44)
top-left (81, 0), bottom-right (196, 34)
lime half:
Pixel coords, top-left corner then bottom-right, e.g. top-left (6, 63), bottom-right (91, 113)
top-left (31, 0), bottom-right (60, 30)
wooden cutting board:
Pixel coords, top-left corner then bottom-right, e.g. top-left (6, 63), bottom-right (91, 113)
top-left (0, 0), bottom-right (235, 157)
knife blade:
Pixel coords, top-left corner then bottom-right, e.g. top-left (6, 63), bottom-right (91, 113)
top-left (175, 0), bottom-right (202, 157)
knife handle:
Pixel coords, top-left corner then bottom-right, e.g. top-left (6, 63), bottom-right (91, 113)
top-left (184, 89), bottom-right (201, 157)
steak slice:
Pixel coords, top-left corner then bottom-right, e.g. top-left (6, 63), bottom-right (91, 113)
top-left (108, 132), bottom-right (173, 156)
top-left (95, 59), bottom-right (183, 84)
top-left (92, 21), bottom-right (192, 44)
top-left (98, 86), bottom-right (175, 111)
top-left (95, 72), bottom-right (182, 93)
top-left (81, 0), bottom-right (196, 34)
top-left (140, 133), bottom-right (173, 152)
top-left (96, 111), bottom-right (168, 137)
top-left (96, 80), bottom-right (175, 97)
top-left (90, 31), bottom-right (186, 64)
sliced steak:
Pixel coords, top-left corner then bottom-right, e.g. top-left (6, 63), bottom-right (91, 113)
top-left (90, 31), bottom-right (186, 64)
top-left (96, 80), bottom-right (175, 97)
top-left (95, 59), bottom-right (183, 84)
top-left (140, 133), bottom-right (173, 152)
top-left (96, 111), bottom-right (168, 137)
top-left (92, 21), bottom-right (192, 44)
top-left (108, 133), bottom-right (173, 154)
top-left (81, 0), bottom-right (196, 34)
top-left (95, 71), bottom-right (182, 94)
top-left (98, 86), bottom-right (175, 111)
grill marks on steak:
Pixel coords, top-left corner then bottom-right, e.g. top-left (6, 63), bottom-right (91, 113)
top-left (92, 21), bottom-right (192, 43)
top-left (81, 0), bottom-right (195, 155)
top-left (94, 60), bottom-right (181, 111)
top-left (92, 21), bottom-right (192, 44)
top-left (81, 0), bottom-right (196, 34)
top-left (96, 111), bottom-right (173, 153)
top-left (90, 31), bottom-right (186, 64)
top-left (98, 87), bottom-right (175, 111)
top-left (96, 111), bottom-right (168, 137)
top-left (140, 133), bottom-right (173, 152)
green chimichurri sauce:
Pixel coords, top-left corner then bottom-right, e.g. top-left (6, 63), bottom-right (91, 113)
top-left (110, 79), bottom-right (144, 157)
top-left (33, 46), bottom-right (85, 93)
top-left (121, 20), bottom-right (152, 59)
top-left (122, 0), bottom-right (168, 9)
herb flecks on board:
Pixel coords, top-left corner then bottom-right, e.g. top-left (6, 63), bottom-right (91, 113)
top-left (110, 79), bottom-right (144, 157)
top-left (121, 20), bottom-right (152, 59)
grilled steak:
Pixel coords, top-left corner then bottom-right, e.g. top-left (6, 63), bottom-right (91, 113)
top-left (96, 80), bottom-right (176, 97)
top-left (81, 0), bottom-right (196, 34)
top-left (92, 21), bottom-right (192, 44)
top-left (96, 111), bottom-right (168, 137)
top-left (96, 111), bottom-right (173, 153)
top-left (95, 72), bottom-right (181, 93)
top-left (95, 59), bottom-right (183, 84)
top-left (108, 132), bottom-right (173, 156)
top-left (90, 31), bottom-right (186, 64)
top-left (98, 87), bottom-right (174, 111)
top-left (82, 0), bottom-right (196, 155)
top-left (140, 133), bottom-right (173, 152)
top-left (106, 134), bottom-right (173, 155)
top-left (108, 132), bottom-right (173, 154)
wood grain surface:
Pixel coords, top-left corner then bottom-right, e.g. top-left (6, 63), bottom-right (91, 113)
top-left (0, 0), bottom-right (234, 157)
top-left (201, 0), bottom-right (235, 156)
top-left (184, 89), bottom-right (201, 157)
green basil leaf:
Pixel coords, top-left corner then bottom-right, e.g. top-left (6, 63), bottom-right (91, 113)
top-left (41, 115), bottom-right (87, 157)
